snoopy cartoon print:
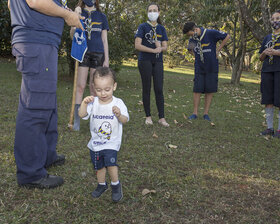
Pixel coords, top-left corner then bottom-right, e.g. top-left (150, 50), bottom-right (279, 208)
top-left (95, 121), bottom-right (112, 141)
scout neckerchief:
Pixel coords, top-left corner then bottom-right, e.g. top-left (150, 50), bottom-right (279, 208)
top-left (147, 21), bottom-right (159, 58)
top-left (84, 8), bottom-right (96, 40)
top-left (269, 32), bottom-right (280, 64)
top-left (192, 28), bottom-right (207, 63)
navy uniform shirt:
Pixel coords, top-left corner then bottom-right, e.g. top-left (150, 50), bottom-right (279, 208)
top-left (135, 22), bottom-right (168, 62)
top-left (259, 34), bottom-right (280, 72)
top-left (10, 0), bottom-right (65, 49)
top-left (81, 10), bottom-right (109, 53)
top-left (188, 28), bottom-right (228, 73)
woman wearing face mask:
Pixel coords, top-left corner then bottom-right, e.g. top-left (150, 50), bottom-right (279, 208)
top-left (135, 2), bottom-right (169, 127)
top-left (259, 10), bottom-right (280, 138)
top-left (70, 0), bottom-right (109, 131)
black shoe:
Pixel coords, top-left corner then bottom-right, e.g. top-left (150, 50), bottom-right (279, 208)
top-left (19, 174), bottom-right (64, 189)
top-left (45, 154), bottom-right (65, 168)
top-left (260, 128), bottom-right (274, 136)
top-left (111, 183), bottom-right (123, 202)
top-left (91, 183), bottom-right (108, 198)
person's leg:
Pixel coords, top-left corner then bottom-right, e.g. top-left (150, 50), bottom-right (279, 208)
top-left (274, 72), bottom-right (280, 137)
top-left (73, 66), bottom-right (89, 131)
top-left (108, 166), bottom-right (118, 182)
top-left (13, 43), bottom-right (63, 187)
top-left (89, 68), bottom-right (97, 96)
top-left (193, 92), bottom-right (201, 115)
top-left (152, 62), bottom-right (169, 126)
top-left (189, 73), bottom-right (204, 119)
top-left (203, 73), bottom-right (218, 121)
top-left (138, 61), bottom-right (153, 123)
top-left (260, 72), bottom-right (275, 135)
top-left (204, 93), bottom-right (214, 115)
top-left (96, 167), bottom-right (107, 183)
top-left (90, 150), bottom-right (108, 198)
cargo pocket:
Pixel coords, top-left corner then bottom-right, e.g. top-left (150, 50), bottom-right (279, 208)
top-left (21, 79), bottom-right (57, 109)
top-left (12, 45), bottom-right (40, 75)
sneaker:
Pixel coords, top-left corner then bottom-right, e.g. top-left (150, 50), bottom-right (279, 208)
top-left (45, 154), bottom-right (65, 169)
top-left (91, 183), bottom-right (108, 198)
top-left (111, 183), bottom-right (123, 202)
top-left (273, 130), bottom-right (280, 138)
top-left (19, 174), bottom-right (64, 189)
top-left (188, 114), bottom-right (197, 120)
top-left (203, 114), bottom-right (211, 121)
top-left (260, 128), bottom-right (274, 136)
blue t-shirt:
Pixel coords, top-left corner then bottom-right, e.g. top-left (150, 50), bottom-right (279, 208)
top-left (81, 9), bottom-right (109, 53)
top-left (10, 0), bottom-right (65, 49)
top-left (259, 34), bottom-right (280, 72)
top-left (135, 22), bottom-right (168, 62)
top-left (188, 28), bottom-right (228, 73)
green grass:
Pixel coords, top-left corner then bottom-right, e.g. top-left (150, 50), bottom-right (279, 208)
top-left (0, 58), bottom-right (279, 224)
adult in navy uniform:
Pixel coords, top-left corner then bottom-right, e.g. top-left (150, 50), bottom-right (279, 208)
top-left (8, 0), bottom-right (84, 189)
top-left (135, 2), bottom-right (169, 127)
top-left (183, 22), bottom-right (230, 121)
top-left (259, 10), bottom-right (280, 138)
top-left (70, 0), bottom-right (109, 131)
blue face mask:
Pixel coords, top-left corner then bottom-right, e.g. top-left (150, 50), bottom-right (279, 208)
top-left (271, 21), bottom-right (280, 30)
top-left (83, 0), bottom-right (95, 7)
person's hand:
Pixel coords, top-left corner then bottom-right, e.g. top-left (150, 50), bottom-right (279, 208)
top-left (154, 47), bottom-right (162, 54)
top-left (83, 96), bottom-right (94, 104)
top-left (64, 11), bottom-right (85, 30)
top-left (103, 60), bottom-right (109, 67)
top-left (263, 48), bottom-right (273, 56)
top-left (112, 106), bottom-right (121, 118)
top-left (74, 6), bottom-right (82, 14)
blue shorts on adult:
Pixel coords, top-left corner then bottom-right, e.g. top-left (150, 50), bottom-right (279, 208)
top-left (261, 71), bottom-right (280, 107)
top-left (90, 149), bottom-right (118, 170)
top-left (193, 72), bottom-right (218, 93)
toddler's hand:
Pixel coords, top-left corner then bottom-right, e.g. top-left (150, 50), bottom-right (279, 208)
top-left (112, 106), bottom-right (121, 117)
top-left (83, 96), bottom-right (94, 104)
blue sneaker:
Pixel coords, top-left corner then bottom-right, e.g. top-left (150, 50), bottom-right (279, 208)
top-left (188, 114), bottom-right (197, 120)
top-left (203, 114), bottom-right (211, 121)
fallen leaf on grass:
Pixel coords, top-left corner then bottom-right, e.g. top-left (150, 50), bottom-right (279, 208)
top-left (225, 110), bottom-right (235, 113)
top-left (263, 136), bottom-right (270, 141)
top-left (131, 94), bottom-right (139, 97)
top-left (168, 144), bottom-right (178, 149)
top-left (152, 132), bottom-right (158, 138)
top-left (142, 189), bottom-right (156, 196)
top-left (183, 113), bottom-right (187, 119)
top-left (174, 120), bottom-right (178, 124)
top-left (138, 101), bottom-right (143, 105)
top-left (210, 122), bottom-right (215, 126)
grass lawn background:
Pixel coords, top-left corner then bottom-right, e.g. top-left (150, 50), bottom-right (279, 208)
top-left (0, 58), bottom-right (279, 223)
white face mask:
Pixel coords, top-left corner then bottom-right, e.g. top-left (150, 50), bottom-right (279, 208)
top-left (148, 12), bottom-right (159, 22)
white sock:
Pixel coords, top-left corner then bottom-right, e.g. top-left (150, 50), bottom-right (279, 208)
top-left (111, 180), bottom-right (119, 185)
top-left (99, 182), bottom-right (106, 185)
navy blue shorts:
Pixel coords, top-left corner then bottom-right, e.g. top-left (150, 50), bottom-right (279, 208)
top-left (261, 71), bottom-right (280, 107)
top-left (90, 149), bottom-right (118, 170)
top-left (193, 72), bottom-right (218, 93)
top-left (79, 52), bottom-right (104, 68)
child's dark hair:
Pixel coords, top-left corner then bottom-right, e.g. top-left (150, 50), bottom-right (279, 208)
top-left (93, 67), bottom-right (116, 83)
top-left (147, 2), bottom-right (161, 24)
top-left (183, 22), bottom-right (196, 34)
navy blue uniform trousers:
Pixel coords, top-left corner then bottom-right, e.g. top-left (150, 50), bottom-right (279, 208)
top-left (13, 43), bottom-right (59, 184)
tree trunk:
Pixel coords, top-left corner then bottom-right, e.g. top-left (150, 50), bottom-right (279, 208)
top-left (231, 1), bottom-right (247, 84)
top-left (261, 0), bottom-right (272, 34)
top-left (234, 0), bottom-right (265, 43)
